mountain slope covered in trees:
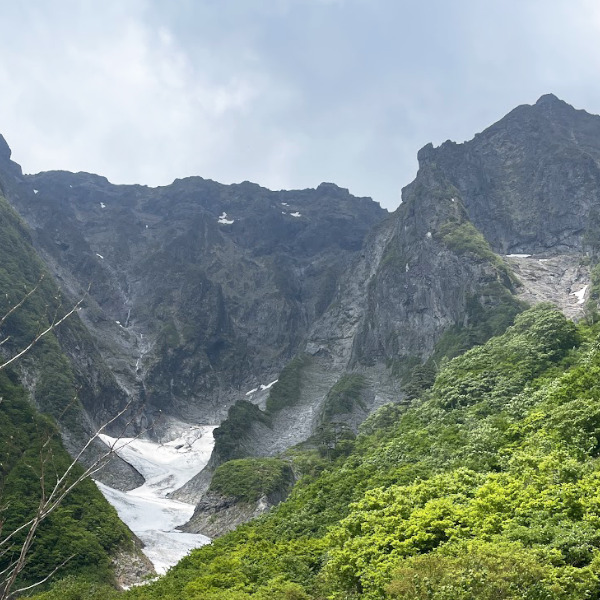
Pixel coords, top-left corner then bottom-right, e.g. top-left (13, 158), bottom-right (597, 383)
top-left (115, 304), bottom-right (600, 599)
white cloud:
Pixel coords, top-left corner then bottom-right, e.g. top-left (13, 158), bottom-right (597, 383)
top-left (0, 0), bottom-right (600, 209)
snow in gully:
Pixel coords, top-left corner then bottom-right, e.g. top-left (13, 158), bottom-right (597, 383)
top-left (95, 424), bottom-right (217, 574)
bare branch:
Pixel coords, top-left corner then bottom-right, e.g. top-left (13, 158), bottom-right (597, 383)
top-left (0, 294), bottom-right (87, 372)
top-left (0, 276), bottom-right (44, 330)
top-left (7, 555), bottom-right (74, 599)
top-left (0, 282), bottom-right (162, 597)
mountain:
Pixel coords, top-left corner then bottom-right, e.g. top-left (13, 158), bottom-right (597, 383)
top-left (1, 160), bottom-right (385, 426)
top-left (197, 94), bottom-right (600, 478)
top-left (111, 97), bottom-right (600, 600)
top-left (337, 93), bottom-right (599, 363)
top-left (124, 303), bottom-right (600, 600)
top-left (3, 93), bottom-right (600, 596)
top-left (177, 94), bottom-right (600, 525)
top-left (0, 182), bottom-right (152, 589)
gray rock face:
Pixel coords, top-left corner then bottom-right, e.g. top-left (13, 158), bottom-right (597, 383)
top-left (1, 162), bottom-right (386, 427)
top-left (417, 94), bottom-right (600, 255)
top-left (181, 492), bottom-right (281, 538)
top-left (311, 95), bottom-right (600, 378)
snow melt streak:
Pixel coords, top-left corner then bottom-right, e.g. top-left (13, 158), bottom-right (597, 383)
top-left (96, 425), bottom-right (216, 574)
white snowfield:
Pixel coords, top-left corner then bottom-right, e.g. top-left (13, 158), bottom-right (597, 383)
top-left (571, 285), bottom-right (588, 305)
top-left (96, 425), bottom-right (216, 574)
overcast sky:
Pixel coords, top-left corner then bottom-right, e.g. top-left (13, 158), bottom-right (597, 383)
top-left (1, 1), bottom-right (599, 210)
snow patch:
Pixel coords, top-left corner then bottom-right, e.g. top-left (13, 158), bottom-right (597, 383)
top-left (281, 202), bottom-right (289, 206)
top-left (96, 425), bottom-right (216, 573)
top-left (507, 254), bottom-right (532, 258)
top-left (96, 253), bottom-right (104, 259)
top-left (290, 212), bottom-right (301, 218)
top-left (245, 387), bottom-right (258, 396)
top-left (426, 231), bottom-right (432, 239)
top-left (33, 189), bottom-right (39, 194)
top-left (405, 263), bottom-right (410, 273)
top-left (571, 285), bottom-right (588, 305)
top-left (218, 212), bottom-right (234, 225)
top-left (260, 379), bottom-right (278, 391)
top-left (100, 202), bottom-right (106, 209)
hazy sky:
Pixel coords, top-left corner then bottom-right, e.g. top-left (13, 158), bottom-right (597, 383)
top-left (1, 1), bottom-right (599, 210)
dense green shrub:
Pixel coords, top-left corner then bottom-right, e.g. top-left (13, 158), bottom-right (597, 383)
top-left (123, 306), bottom-right (600, 599)
top-left (321, 374), bottom-right (366, 420)
top-left (0, 372), bottom-right (133, 591)
top-left (210, 458), bottom-right (294, 503)
top-left (266, 354), bottom-right (312, 413)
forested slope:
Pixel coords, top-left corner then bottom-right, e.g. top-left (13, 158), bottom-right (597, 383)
top-left (111, 304), bottom-right (600, 599)
top-left (0, 193), bottom-right (141, 593)
top-left (0, 372), bottom-right (134, 592)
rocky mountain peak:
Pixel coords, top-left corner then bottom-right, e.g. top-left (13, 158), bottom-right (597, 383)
top-left (535, 92), bottom-right (566, 106)
top-left (408, 94), bottom-right (600, 256)
top-left (0, 134), bottom-right (12, 161)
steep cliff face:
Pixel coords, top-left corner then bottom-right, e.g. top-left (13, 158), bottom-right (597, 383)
top-left (417, 94), bottom-right (600, 255)
top-left (0, 154), bottom-right (385, 425)
top-left (0, 138), bottom-right (144, 489)
top-left (312, 95), bottom-right (600, 378)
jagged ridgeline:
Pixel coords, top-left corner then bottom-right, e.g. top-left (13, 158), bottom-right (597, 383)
top-left (0, 195), bottom-right (139, 590)
top-left (121, 305), bottom-right (600, 600)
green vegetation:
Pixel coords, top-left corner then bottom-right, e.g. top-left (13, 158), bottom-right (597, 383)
top-left (210, 458), bottom-right (294, 503)
top-left (583, 208), bottom-right (600, 256)
top-left (402, 282), bottom-right (526, 401)
top-left (430, 284), bottom-right (527, 364)
top-left (266, 354), bottom-right (312, 413)
top-left (321, 374), bottom-right (366, 420)
top-left (0, 194), bottom-right (82, 425)
top-left (213, 400), bottom-right (272, 462)
top-left (585, 261), bottom-right (600, 323)
top-left (378, 242), bottom-right (406, 271)
top-left (213, 353), bottom-right (313, 464)
top-left (437, 218), bottom-right (518, 288)
top-left (0, 371), bottom-right (134, 591)
top-left (25, 576), bottom-right (121, 600)
top-left (121, 304), bottom-right (600, 599)
top-left (438, 220), bottom-right (497, 260)
top-left (0, 193), bottom-right (138, 594)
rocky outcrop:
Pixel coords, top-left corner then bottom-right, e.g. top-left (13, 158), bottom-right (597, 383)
top-left (163, 96), bottom-right (600, 522)
top-left (181, 492), bottom-right (278, 538)
top-left (506, 254), bottom-right (590, 320)
top-left (111, 543), bottom-right (155, 589)
top-left (308, 94), bottom-right (600, 376)
top-left (416, 94), bottom-right (600, 256)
